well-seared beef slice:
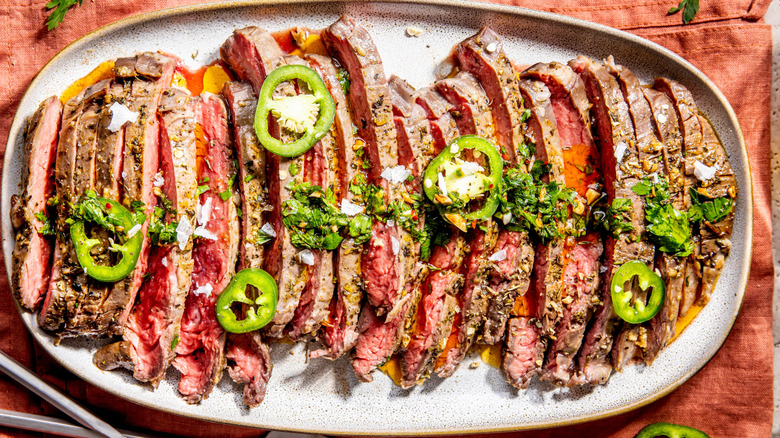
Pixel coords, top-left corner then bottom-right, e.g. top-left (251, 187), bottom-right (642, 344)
top-left (435, 223), bottom-right (498, 378)
top-left (95, 82), bottom-right (127, 200)
top-left (226, 331), bottom-right (272, 407)
top-left (503, 316), bottom-right (545, 389)
top-left (400, 234), bottom-right (465, 387)
top-left (323, 15), bottom-right (413, 321)
top-left (541, 241), bottom-right (603, 385)
top-left (40, 79), bottom-right (110, 334)
top-left (435, 72), bottom-right (495, 140)
top-left (696, 115), bottom-right (736, 304)
top-left (388, 75), bottom-right (437, 186)
top-left (220, 27), bottom-right (286, 95)
top-left (455, 27), bottom-right (526, 165)
top-left (653, 78), bottom-right (703, 318)
top-left (454, 29), bottom-right (535, 346)
top-left (223, 81), bottom-right (268, 271)
top-left (641, 88), bottom-right (685, 364)
top-left (522, 62), bottom-right (606, 385)
top-left (287, 58), bottom-right (337, 340)
top-left (516, 78), bottom-right (565, 183)
top-left (95, 86), bottom-right (198, 385)
top-left (516, 77), bottom-right (566, 339)
top-left (415, 87), bottom-right (460, 151)
top-left (95, 53), bottom-right (175, 336)
top-left (571, 56), bottom-right (653, 384)
top-left (11, 96), bottom-right (62, 311)
top-left (306, 54), bottom-right (365, 360)
top-left (606, 60), bottom-right (662, 370)
top-left (173, 93), bottom-right (239, 404)
top-left (222, 30), bottom-right (310, 338)
top-left (482, 230), bottom-right (535, 345)
top-left (400, 275), bottom-right (459, 388)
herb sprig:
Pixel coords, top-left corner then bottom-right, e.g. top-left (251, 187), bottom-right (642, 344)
top-left (45, 0), bottom-right (83, 30)
top-left (668, 0), bottom-right (700, 24)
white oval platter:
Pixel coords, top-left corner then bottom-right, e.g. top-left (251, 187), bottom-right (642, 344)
top-left (2, 0), bottom-right (752, 434)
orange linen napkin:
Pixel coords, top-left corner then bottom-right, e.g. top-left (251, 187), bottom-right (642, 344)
top-left (0, 1), bottom-right (773, 437)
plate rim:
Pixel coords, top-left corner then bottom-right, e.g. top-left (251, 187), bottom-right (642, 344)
top-left (2, 0), bottom-right (754, 434)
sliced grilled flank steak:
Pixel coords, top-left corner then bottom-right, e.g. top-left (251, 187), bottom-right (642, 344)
top-left (222, 81), bottom-right (274, 401)
top-left (517, 77), bottom-right (566, 337)
top-left (323, 15), bottom-right (414, 323)
top-left (435, 224), bottom-right (497, 378)
top-left (287, 58), bottom-right (337, 340)
top-left (571, 56), bottom-right (653, 384)
top-left (425, 74), bottom-right (499, 377)
top-left (226, 331), bottom-right (272, 407)
top-left (39, 79), bottom-right (110, 334)
top-left (454, 29), bottom-right (535, 346)
top-left (415, 87), bottom-right (460, 151)
top-left (606, 60), bottom-right (661, 370)
top-left (522, 62), bottom-right (605, 386)
top-left (222, 30), bottom-right (310, 338)
top-left (11, 96), bottom-right (62, 311)
top-left (98, 53), bottom-right (175, 336)
top-left (223, 81), bottom-right (268, 271)
top-left (641, 88), bottom-right (685, 364)
top-left (516, 78), bottom-right (565, 183)
top-left (173, 93), bottom-right (239, 404)
top-left (455, 26), bottom-right (525, 165)
top-left (95, 81), bottom-right (127, 201)
top-left (306, 54), bottom-right (364, 360)
top-left (696, 115), bottom-right (736, 304)
top-left (435, 72), bottom-right (495, 139)
top-left (388, 75), bottom-right (437, 186)
top-left (653, 78), bottom-right (703, 318)
top-left (503, 316), bottom-right (545, 389)
top-left (221, 26), bottom-right (288, 96)
top-left (400, 234), bottom-right (464, 387)
top-left (483, 229), bottom-right (535, 345)
top-left (95, 86), bottom-right (198, 385)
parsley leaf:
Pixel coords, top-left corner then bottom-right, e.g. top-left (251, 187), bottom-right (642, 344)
top-left (689, 188), bottom-right (733, 224)
top-left (45, 0), bottom-right (83, 30)
top-left (668, 0), bottom-right (699, 24)
top-left (632, 177), bottom-right (692, 256)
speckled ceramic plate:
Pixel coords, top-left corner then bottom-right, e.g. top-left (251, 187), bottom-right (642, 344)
top-left (2, 0), bottom-right (752, 434)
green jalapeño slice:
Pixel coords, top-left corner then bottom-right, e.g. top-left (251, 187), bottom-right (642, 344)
top-left (254, 64), bottom-right (336, 158)
top-left (215, 268), bottom-right (279, 333)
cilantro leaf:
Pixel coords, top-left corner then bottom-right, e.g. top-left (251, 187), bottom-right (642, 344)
top-left (668, 0), bottom-right (699, 24)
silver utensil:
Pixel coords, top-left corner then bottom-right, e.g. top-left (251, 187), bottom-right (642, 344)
top-left (0, 409), bottom-right (156, 438)
top-left (0, 349), bottom-right (125, 438)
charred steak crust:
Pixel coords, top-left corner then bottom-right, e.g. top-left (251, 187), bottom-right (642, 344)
top-left (12, 96), bottom-right (62, 311)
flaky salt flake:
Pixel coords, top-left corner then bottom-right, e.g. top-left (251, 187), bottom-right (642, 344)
top-left (387, 219), bottom-right (395, 227)
top-left (460, 161), bottom-right (484, 176)
top-left (197, 197), bottom-right (213, 226)
top-left (107, 102), bottom-right (139, 132)
top-left (437, 172), bottom-right (448, 196)
top-left (193, 283), bottom-right (213, 297)
top-left (381, 165), bottom-right (412, 184)
top-left (391, 236), bottom-right (400, 255)
top-left (194, 226), bottom-right (218, 241)
top-left (298, 249), bottom-right (315, 266)
top-left (340, 198), bottom-right (363, 216)
top-left (260, 222), bottom-right (277, 238)
top-left (693, 160), bottom-right (717, 182)
top-left (153, 172), bottom-right (165, 187)
top-left (161, 257), bottom-right (168, 267)
top-left (489, 249), bottom-right (507, 262)
top-left (614, 142), bottom-right (627, 162)
top-left (176, 216), bottom-right (192, 251)
top-left (485, 42), bottom-right (498, 53)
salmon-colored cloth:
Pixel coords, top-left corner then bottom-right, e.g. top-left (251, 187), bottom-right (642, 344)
top-left (0, 1), bottom-right (773, 437)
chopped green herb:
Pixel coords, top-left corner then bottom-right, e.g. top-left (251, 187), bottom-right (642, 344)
top-left (689, 188), bottom-right (733, 224)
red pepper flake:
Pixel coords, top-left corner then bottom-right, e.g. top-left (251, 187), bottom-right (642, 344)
top-left (105, 203), bottom-right (112, 209)
top-left (524, 159), bottom-right (531, 164)
top-left (501, 153), bottom-right (508, 160)
top-left (471, 220), bottom-right (477, 229)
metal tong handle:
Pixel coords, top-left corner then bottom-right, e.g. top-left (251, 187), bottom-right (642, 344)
top-left (0, 350), bottom-right (125, 438)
